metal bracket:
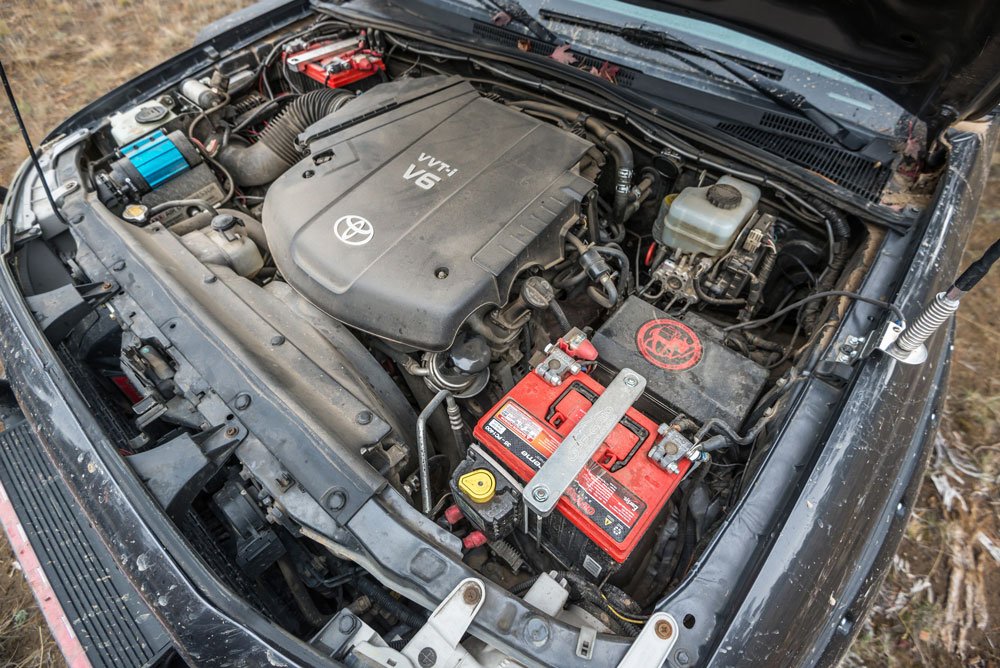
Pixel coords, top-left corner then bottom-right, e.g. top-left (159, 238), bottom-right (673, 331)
top-left (402, 578), bottom-right (486, 667)
top-left (523, 369), bottom-right (646, 517)
top-left (286, 37), bottom-right (359, 68)
top-left (870, 318), bottom-right (927, 365)
top-left (616, 612), bottom-right (679, 668)
top-left (351, 578), bottom-right (487, 668)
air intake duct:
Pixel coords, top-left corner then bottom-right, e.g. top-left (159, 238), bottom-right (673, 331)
top-left (218, 88), bottom-right (352, 187)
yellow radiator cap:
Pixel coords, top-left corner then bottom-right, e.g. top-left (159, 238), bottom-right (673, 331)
top-left (458, 469), bottom-right (496, 503)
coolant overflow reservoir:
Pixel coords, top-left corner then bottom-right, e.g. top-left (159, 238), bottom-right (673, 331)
top-left (656, 175), bottom-right (761, 256)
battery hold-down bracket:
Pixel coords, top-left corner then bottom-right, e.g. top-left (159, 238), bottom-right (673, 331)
top-left (522, 367), bottom-right (646, 516)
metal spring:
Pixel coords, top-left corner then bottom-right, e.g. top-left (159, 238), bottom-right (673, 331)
top-left (446, 398), bottom-right (463, 432)
top-left (230, 93), bottom-right (267, 115)
top-left (895, 292), bottom-right (960, 353)
top-left (489, 539), bottom-right (525, 573)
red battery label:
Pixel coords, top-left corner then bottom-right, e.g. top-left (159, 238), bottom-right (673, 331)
top-left (483, 401), bottom-right (647, 543)
top-left (474, 369), bottom-right (689, 564)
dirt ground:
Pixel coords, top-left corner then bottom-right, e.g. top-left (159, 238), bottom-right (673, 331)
top-left (0, 2), bottom-right (997, 666)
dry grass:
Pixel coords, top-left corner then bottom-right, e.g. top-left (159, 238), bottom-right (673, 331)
top-left (0, 3), bottom-right (998, 667)
top-left (0, 0), bottom-right (250, 179)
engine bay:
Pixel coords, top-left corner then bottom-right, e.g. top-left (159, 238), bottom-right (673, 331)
top-left (7, 15), bottom-right (895, 664)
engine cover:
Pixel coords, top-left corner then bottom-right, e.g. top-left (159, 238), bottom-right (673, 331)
top-left (263, 77), bottom-right (594, 350)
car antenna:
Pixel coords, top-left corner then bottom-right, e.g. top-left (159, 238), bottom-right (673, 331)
top-left (879, 237), bottom-right (1000, 364)
top-left (0, 59), bottom-right (71, 227)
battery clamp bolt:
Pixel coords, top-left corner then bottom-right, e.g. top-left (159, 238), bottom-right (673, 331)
top-left (531, 486), bottom-right (550, 503)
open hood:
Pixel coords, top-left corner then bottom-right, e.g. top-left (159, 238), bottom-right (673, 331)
top-left (617, 0), bottom-right (1000, 133)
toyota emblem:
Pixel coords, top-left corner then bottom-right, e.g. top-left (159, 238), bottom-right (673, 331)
top-left (333, 214), bottom-right (374, 246)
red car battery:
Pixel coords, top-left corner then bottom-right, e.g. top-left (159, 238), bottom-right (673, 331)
top-left (284, 37), bottom-right (385, 89)
top-left (473, 365), bottom-right (690, 576)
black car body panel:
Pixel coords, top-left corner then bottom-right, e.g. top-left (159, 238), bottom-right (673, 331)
top-left (1, 1), bottom-right (997, 666)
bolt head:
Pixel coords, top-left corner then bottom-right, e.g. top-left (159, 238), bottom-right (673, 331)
top-left (270, 334), bottom-right (285, 346)
top-left (531, 486), bottom-right (549, 502)
top-left (655, 619), bottom-right (673, 639)
top-left (525, 617), bottom-right (550, 646)
top-left (623, 375), bottom-right (638, 387)
top-left (417, 647), bottom-right (437, 667)
top-left (462, 584), bottom-right (482, 605)
top-left (356, 410), bottom-right (373, 425)
top-left (338, 614), bottom-right (357, 634)
top-left (326, 490), bottom-right (347, 511)
top-left (234, 393), bottom-right (252, 410)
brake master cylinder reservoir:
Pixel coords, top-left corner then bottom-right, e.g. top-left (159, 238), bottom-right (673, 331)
top-left (656, 175), bottom-right (761, 256)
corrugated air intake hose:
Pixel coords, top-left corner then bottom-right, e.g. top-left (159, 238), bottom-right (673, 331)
top-left (218, 88), bottom-right (352, 187)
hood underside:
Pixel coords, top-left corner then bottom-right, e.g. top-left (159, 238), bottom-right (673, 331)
top-left (619, 0), bottom-right (1000, 131)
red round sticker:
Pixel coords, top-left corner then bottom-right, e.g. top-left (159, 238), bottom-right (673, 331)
top-left (636, 319), bottom-right (703, 371)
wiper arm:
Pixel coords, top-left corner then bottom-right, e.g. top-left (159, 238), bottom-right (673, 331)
top-left (479, 0), bottom-right (561, 44)
top-left (540, 11), bottom-right (868, 151)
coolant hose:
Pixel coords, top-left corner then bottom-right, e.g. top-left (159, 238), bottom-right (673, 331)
top-left (510, 100), bottom-right (633, 223)
top-left (218, 88), bottom-right (352, 187)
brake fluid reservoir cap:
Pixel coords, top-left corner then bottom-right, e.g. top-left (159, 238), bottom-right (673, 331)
top-left (706, 183), bottom-right (742, 210)
top-left (458, 469), bottom-right (496, 503)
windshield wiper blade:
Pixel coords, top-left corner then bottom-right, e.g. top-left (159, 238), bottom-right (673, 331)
top-left (539, 11), bottom-right (868, 151)
top-left (480, 0), bottom-right (561, 44)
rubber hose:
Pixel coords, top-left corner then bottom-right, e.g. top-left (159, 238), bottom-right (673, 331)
top-left (355, 578), bottom-right (426, 629)
top-left (694, 277), bottom-right (746, 306)
top-left (595, 244), bottom-right (630, 296)
top-left (277, 557), bottom-right (328, 629)
top-left (802, 199), bottom-right (851, 330)
top-left (218, 88), bottom-right (351, 187)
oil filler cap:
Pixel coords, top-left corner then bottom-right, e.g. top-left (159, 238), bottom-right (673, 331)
top-left (458, 469), bottom-right (496, 503)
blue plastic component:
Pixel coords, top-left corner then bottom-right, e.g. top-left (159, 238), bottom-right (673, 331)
top-left (121, 130), bottom-right (189, 189)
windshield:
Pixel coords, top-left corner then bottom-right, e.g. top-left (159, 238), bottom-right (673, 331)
top-left (441, 0), bottom-right (907, 135)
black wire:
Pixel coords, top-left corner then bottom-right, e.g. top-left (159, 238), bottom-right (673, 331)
top-left (722, 290), bottom-right (904, 333)
top-left (954, 237), bottom-right (1000, 292)
top-left (0, 59), bottom-right (71, 228)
